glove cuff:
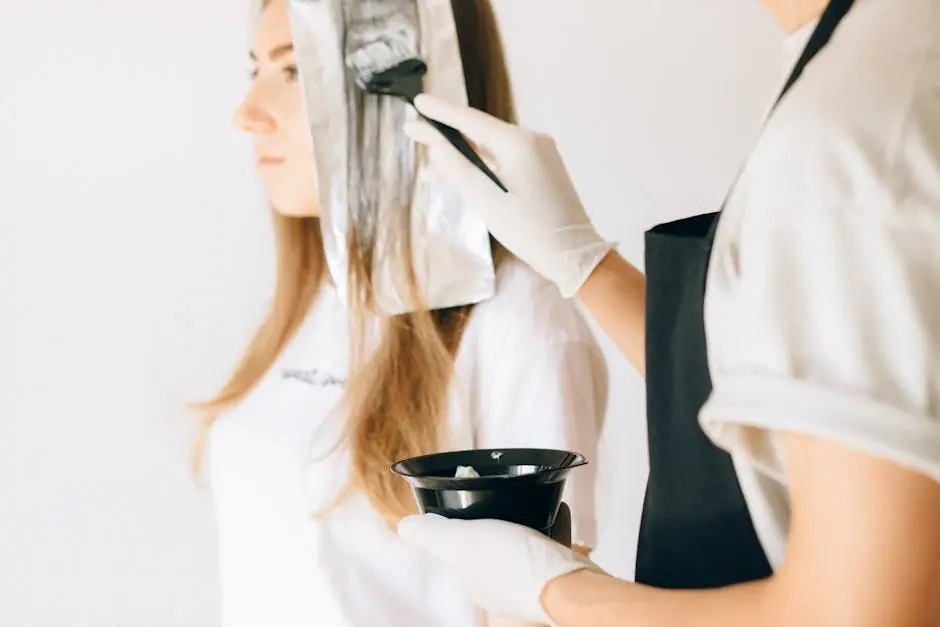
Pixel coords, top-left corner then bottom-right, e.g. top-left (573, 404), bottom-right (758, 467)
top-left (557, 231), bottom-right (617, 298)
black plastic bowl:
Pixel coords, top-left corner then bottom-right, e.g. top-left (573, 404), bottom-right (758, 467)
top-left (391, 448), bottom-right (587, 534)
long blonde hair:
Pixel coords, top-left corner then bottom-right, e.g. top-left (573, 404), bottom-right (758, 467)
top-left (197, 0), bottom-right (516, 524)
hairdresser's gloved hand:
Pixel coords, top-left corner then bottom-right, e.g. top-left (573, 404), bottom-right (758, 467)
top-left (397, 513), bottom-right (601, 624)
top-left (404, 95), bottom-right (615, 298)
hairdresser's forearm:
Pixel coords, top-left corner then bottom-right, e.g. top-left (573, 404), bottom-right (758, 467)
top-left (541, 569), bottom-right (770, 627)
top-left (576, 251), bottom-right (646, 377)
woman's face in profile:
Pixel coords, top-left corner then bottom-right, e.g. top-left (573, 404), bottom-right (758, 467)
top-left (235, 0), bottom-right (319, 217)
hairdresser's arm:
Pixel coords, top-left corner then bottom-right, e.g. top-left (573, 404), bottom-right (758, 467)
top-left (540, 432), bottom-right (940, 627)
top-left (576, 252), bottom-right (646, 377)
top-left (484, 546), bottom-right (592, 627)
top-left (404, 98), bottom-right (647, 377)
top-left (405, 97), bottom-right (649, 377)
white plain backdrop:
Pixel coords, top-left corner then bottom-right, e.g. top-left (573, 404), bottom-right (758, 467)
top-left (0, 1), bottom-right (782, 625)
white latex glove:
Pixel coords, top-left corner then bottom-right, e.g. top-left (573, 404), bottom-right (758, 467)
top-left (404, 94), bottom-right (615, 298)
top-left (397, 514), bottom-right (600, 624)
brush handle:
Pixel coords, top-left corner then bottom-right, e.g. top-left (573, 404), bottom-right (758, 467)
top-left (425, 117), bottom-right (508, 193)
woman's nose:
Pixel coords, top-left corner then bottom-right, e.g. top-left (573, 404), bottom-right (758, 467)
top-left (234, 92), bottom-right (276, 134)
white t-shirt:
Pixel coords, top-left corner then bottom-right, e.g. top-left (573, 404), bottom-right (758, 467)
top-left (207, 259), bottom-right (607, 627)
top-left (701, 0), bottom-right (940, 569)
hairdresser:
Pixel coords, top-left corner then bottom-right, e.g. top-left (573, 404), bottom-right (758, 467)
top-left (397, 0), bottom-right (940, 625)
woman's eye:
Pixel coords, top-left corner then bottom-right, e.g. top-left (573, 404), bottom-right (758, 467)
top-left (248, 68), bottom-right (259, 81)
top-left (284, 65), bottom-right (299, 81)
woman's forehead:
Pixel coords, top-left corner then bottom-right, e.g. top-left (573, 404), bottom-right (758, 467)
top-left (252, 0), bottom-right (294, 55)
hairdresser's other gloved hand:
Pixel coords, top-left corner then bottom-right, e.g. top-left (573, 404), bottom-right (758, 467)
top-left (404, 94), bottom-right (615, 298)
top-left (397, 513), bottom-right (601, 624)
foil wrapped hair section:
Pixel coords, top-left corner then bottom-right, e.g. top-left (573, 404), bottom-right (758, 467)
top-left (286, 0), bottom-right (496, 314)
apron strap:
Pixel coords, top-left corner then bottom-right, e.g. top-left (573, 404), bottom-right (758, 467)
top-left (706, 0), bottom-right (857, 238)
top-left (780, 0), bottom-right (857, 100)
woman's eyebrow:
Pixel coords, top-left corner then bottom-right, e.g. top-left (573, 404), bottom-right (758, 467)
top-left (249, 43), bottom-right (295, 62)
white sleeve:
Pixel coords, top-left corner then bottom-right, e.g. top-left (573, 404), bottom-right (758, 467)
top-left (472, 339), bottom-right (607, 549)
top-left (700, 125), bottom-right (940, 487)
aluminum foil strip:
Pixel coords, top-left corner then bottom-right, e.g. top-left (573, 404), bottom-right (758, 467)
top-left (286, 0), bottom-right (496, 314)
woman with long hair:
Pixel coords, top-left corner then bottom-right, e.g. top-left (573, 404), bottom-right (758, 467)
top-left (197, 1), bottom-right (607, 626)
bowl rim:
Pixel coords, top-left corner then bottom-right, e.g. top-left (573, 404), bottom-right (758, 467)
top-left (390, 447), bottom-right (588, 480)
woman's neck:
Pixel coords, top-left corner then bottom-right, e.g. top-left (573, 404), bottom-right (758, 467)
top-left (761, 0), bottom-right (828, 33)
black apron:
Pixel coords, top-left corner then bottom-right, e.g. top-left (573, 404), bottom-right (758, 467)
top-left (635, 0), bottom-right (855, 589)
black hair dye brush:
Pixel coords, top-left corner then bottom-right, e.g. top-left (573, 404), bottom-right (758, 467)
top-left (343, 0), bottom-right (508, 192)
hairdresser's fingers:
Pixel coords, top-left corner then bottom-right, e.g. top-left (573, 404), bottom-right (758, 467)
top-left (406, 120), bottom-right (505, 209)
top-left (408, 120), bottom-right (500, 193)
top-left (413, 94), bottom-right (516, 149)
top-left (427, 140), bottom-right (506, 207)
top-left (404, 118), bottom-right (443, 146)
top-left (419, 159), bottom-right (444, 186)
top-left (406, 119), bottom-right (495, 170)
top-left (428, 144), bottom-right (506, 213)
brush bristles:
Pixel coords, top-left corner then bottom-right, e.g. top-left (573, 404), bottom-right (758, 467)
top-left (346, 35), bottom-right (418, 86)
top-left (343, 0), bottom-right (421, 86)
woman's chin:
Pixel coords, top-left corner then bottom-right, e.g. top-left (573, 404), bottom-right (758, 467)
top-left (270, 200), bottom-right (320, 218)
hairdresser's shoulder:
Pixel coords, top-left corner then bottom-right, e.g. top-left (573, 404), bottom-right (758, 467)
top-left (743, 0), bottom-right (940, 221)
top-left (778, 0), bottom-right (939, 148)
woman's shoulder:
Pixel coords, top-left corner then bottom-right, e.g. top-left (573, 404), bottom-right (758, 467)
top-left (462, 258), bottom-right (602, 353)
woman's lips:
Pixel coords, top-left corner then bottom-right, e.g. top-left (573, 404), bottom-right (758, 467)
top-left (256, 155), bottom-right (286, 168)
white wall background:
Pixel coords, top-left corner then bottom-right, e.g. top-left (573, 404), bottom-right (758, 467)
top-left (0, 1), bottom-right (782, 625)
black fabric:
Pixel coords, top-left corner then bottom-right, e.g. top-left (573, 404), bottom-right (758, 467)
top-left (634, 0), bottom-right (855, 589)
